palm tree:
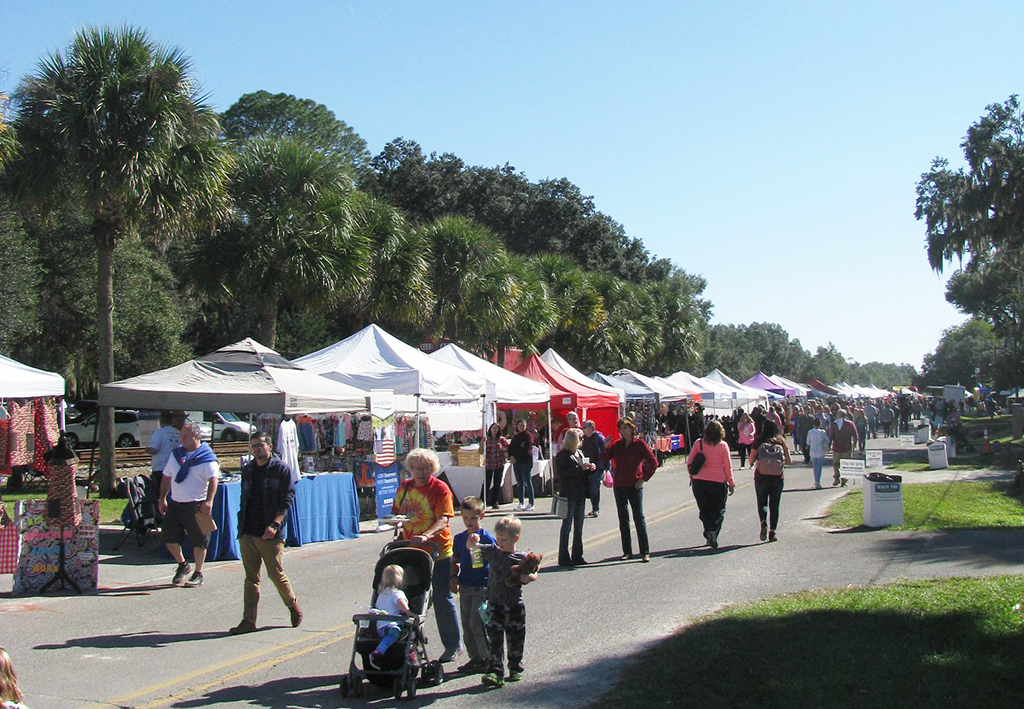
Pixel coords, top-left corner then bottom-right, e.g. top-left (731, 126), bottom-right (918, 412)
top-left (189, 137), bottom-right (369, 347)
top-left (342, 191), bottom-right (433, 329)
top-left (0, 92), bottom-right (15, 173)
top-left (530, 253), bottom-right (605, 361)
top-left (9, 26), bottom-right (230, 492)
top-left (493, 254), bottom-right (557, 367)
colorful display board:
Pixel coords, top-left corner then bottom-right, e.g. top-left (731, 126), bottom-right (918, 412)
top-left (12, 498), bottom-right (99, 594)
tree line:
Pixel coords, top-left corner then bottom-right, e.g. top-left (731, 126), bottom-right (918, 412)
top-left (0, 27), bottom-right (918, 489)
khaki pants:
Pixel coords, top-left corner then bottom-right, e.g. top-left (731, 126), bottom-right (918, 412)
top-left (833, 450), bottom-right (852, 481)
top-left (240, 535), bottom-right (297, 624)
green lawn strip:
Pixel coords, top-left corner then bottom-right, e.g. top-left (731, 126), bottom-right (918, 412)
top-left (822, 480), bottom-right (1022, 531)
top-left (887, 455), bottom-right (998, 472)
top-left (593, 576), bottom-right (1024, 709)
top-left (1, 490), bottom-right (126, 524)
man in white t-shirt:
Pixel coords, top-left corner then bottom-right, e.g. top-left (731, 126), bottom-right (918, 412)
top-left (146, 410), bottom-right (185, 490)
top-left (158, 422), bottom-right (219, 588)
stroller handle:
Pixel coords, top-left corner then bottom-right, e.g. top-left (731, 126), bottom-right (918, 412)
top-left (381, 539), bottom-right (439, 560)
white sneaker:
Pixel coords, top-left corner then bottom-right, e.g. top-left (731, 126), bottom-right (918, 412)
top-left (514, 503), bottom-right (524, 511)
top-left (524, 504), bottom-right (535, 511)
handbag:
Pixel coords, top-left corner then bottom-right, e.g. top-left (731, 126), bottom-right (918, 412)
top-left (687, 441), bottom-right (706, 477)
top-left (602, 469), bottom-right (614, 488)
top-left (550, 494), bottom-right (569, 519)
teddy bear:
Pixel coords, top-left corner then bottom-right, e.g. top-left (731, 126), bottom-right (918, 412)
top-left (506, 551), bottom-right (543, 587)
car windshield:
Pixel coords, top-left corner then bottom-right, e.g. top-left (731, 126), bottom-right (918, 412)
top-left (219, 412), bottom-right (242, 422)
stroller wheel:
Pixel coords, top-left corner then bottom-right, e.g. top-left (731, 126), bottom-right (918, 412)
top-left (393, 676), bottom-right (404, 700)
top-left (340, 675), bottom-right (350, 697)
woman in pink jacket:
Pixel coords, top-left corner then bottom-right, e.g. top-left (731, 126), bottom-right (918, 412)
top-left (686, 420), bottom-right (735, 548)
top-left (736, 412), bottom-right (756, 470)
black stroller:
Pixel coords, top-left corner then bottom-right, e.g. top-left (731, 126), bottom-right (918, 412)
top-left (340, 540), bottom-right (445, 699)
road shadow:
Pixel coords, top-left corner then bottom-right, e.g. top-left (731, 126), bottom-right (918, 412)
top-left (867, 528), bottom-right (1024, 569)
top-left (34, 629), bottom-right (231, 650)
top-left (168, 671), bottom-right (493, 708)
top-left (98, 527), bottom-right (167, 566)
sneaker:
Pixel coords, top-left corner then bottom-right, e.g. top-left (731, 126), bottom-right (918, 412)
top-left (707, 531), bottom-right (718, 549)
top-left (228, 620), bottom-right (257, 635)
top-left (620, 553), bottom-right (633, 561)
top-left (814, 483), bottom-right (822, 489)
top-left (289, 602), bottom-right (303, 628)
top-left (507, 670), bottom-right (523, 682)
top-left (184, 571), bottom-right (203, 587)
top-left (482, 673), bottom-right (505, 688)
top-left (768, 530), bottom-right (777, 542)
top-left (438, 647), bottom-right (463, 663)
top-left (458, 659), bottom-right (486, 674)
top-left (760, 522), bottom-right (768, 541)
top-left (640, 554), bottom-right (651, 563)
top-left (524, 504), bottom-right (535, 511)
top-left (368, 651), bottom-right (383, 670)
top-left (172, 561), bottom-right (191, 587)
top-left (586, 511), bottom-right (598, 518)
top-left (514, 503), bottom-right (524, 511)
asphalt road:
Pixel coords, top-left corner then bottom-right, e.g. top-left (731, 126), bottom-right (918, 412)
top-left (2, 438), bottom-right (1021, 709)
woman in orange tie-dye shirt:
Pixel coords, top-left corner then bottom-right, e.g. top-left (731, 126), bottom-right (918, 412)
top-left (392, 448), bottom-right (461, 662)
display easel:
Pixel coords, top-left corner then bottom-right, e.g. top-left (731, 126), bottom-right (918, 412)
top-left (39, 498), bottom-right (81, 595)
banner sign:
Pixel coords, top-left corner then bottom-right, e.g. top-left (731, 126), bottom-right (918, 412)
top-left (13, 499), bottom-right (99, 595)
top-left (839, 458), bottom-right (866, 475)
top-left (865, 450), bottom-right (884, 468)
top-left (374, 462), bottom-right (400, 521)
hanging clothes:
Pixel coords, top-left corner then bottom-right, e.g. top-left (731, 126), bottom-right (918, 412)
top-left (295, 414), bottom-right (318, 453)
top-left (277, 418), bottom-right (301, 484)
top-left (46, 460), bottom-right (80, 527)
top-left (8, 400), bottom-right (33, 466)
top-left (33, 397), bottom-right (60, 476)
top-left (333, 413), bottom-right (348, 448)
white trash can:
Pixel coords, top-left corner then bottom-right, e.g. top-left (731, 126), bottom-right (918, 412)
top-left (928, 439), bottom-right (949, 469)
top-left (914, 423), bottom-right (931, 444)
top-left (863, 472), bottom-right (903, 527)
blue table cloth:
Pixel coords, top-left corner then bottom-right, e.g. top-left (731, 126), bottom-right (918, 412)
top-left (285, 472), bottom-right (360, 546)
top-left (137, 472), bottom-right (358, 561)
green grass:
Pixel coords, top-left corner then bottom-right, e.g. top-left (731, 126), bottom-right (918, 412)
top-left (593, 576), bottom-right (1024, 709)
top-left (1, 489), bottom-right (126, 524)
top-left (887, 454), bottom-right (1000, 472)
top-left (822, 480), bottom-right (1023, 530)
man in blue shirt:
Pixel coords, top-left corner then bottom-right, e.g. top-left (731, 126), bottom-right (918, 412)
top-left (581, 420), bottom-right (607, 518)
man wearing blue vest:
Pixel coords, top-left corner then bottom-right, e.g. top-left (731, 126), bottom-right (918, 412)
top-left (158, 421), bottom-right (219, 587)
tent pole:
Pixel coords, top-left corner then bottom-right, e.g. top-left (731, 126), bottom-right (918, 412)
top-left (414, 394), bottom-right (421, 449)
top-left (546, 401), bottom-right (553, 464)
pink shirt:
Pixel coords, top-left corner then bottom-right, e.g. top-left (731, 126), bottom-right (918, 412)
top-left (687, 440), bottom-right (734, 486)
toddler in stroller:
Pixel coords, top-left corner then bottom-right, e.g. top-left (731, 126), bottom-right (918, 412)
top-left (341, 540), bottom-right (445, 699)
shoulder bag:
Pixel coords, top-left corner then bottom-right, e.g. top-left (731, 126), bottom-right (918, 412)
top-left (687, 440), bottom-right (705, 477)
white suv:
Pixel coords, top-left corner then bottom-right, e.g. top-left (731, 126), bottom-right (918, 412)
top-left (65, 410), bottom-right (140, 449)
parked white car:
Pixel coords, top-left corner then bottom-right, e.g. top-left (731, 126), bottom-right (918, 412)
top-left (184, 411), bottom-right (254, 442)
top-left (65, 409), bottom-right (140, 449)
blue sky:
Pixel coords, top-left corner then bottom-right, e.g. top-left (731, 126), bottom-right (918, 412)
top-left (4, 1), bottom-right (1021, 370)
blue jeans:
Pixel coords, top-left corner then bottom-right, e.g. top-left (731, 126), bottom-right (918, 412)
top-left (513, 462), bottom-right (534, 505)
top-left (374, 622), bottom-right (401, 655)
top-left (558, 498), bottom-right (587, 564)
top-left (431, 556), bottom-right (462, 656)
top-left (613, 485), bottom-right (649, 556)
top-left (811, 457), bottom-right (825, 486)
top-left (587, 469), bottom-right (602, 513)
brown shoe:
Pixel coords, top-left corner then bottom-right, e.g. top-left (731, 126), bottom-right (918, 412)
top-left (290, 602), bottom-right (303, 628)
top-left (229, 620), bottom-right (257, 635)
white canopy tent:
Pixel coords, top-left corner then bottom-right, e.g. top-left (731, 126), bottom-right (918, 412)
top-left (430, 344), bottom-right (549, 407)
top-left (0, 354), bottom-right (65, 399)
top-left (702, 368), bottom-right (770, 410)
top-left (613, 368), bottom-right (691, 402)
top-left (296, 324), bottom-right (486, 431)
top-left (99, 338), bottom-right (370, 414)
top-left (540, 348), bottom-right (626, 407)
top-left (662, 370), bottom-right (745, 413)
top-left (772, 374), bottom-right (811, 397)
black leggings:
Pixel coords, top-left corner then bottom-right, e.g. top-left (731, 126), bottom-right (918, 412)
top-left (485, 468), bottom-right (503, 507)
top-left (736, 444), bottom-right (751, 466)
top-left (754, 475), bottom-right (784, 531)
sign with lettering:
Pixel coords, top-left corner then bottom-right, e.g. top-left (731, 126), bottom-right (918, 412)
top-left (900, 435), bottom-right (915, 448)
top-left (840, 458), bottom-right (866, 475)
top-left (374, 462), bottom-right (400, 522)
top-left (12, 499), bottom-right (99, 595)
top-left (865, 450), bottom-right (884, 468)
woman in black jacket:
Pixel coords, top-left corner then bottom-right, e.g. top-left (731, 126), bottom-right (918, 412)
top-left (555, 427), bottom-right (595, 568)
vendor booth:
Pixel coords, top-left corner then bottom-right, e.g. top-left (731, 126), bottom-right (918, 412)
top-left (513, 355), bottom-right (620, 443)
top-left (591, 371), bottom-right (662, 442)
top-left (541, 348), bottom-right (626, 409)
top-left (743, 372), bottom-right (794, 397)
top-left (703, 369), bottom-right (770, 410)
top-left (430, 343), bottom-right (551, 503)
top-left (100, 339), bottom-right (370, 560)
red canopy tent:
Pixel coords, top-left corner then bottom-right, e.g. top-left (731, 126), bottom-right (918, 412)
top-left (513, 355), bottom-right (620, 442)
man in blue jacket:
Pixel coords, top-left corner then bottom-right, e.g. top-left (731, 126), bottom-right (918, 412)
top-left (229, 432), bottom-right (302, 634)
top-left (581, 420), bottom-right (607, 518)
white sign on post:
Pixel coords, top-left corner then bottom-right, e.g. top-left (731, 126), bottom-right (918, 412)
top-left (840, 458), bottom-right (865, 475)
top-left (865, 450), bottom-right (884, 468)
top-left (900, 435), bottom-right (915, 448)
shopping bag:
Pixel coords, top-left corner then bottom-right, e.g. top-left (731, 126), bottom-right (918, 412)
top-left (602, 470), bottom-right (614, 488)
top-left (550, 494), bottom-right (569, 519)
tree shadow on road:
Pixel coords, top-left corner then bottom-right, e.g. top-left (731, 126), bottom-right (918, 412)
top-left (34, 629), bottom-right (230, 650)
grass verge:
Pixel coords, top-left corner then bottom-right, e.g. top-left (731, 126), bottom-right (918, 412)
top-left (822, 480), bottom-right (1022, 530)
top-left (593, 576), bottom-right (1024, 709)
top-left (887, 455), bottom-right (999, 472)
top-left (1, 490), bottom-right (126, 524)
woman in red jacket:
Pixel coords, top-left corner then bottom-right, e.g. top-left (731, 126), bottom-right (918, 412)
top-left (686, 420), bottom-right (735, 548)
